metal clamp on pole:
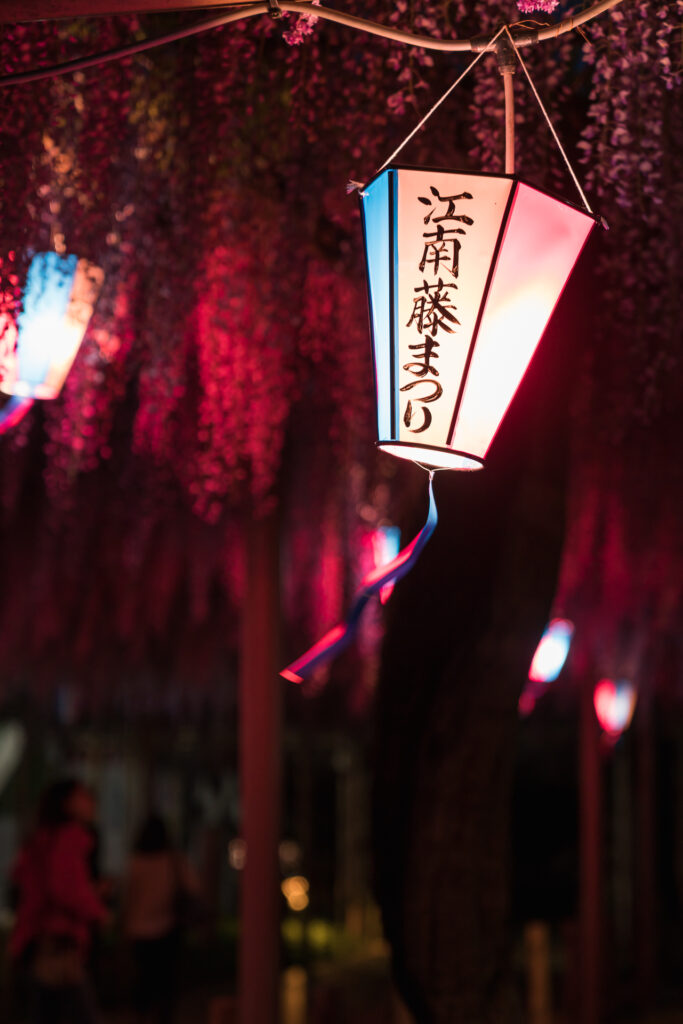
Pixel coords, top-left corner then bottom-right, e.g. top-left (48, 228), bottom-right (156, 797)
top-left (470, 27), bottom-right (538, 52)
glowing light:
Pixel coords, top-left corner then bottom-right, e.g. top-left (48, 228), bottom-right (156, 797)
top-left (281, 875), bottom-right (310, 912)
top-left (228, 838), bottom-right (247, 870)
top-left (593, 679), bottom-right (637, 738)
top-left (360, 168), bottom-right (597, 470)
top-left (0, 721), bottom-right (26, 796)
top-left (528, 618), bottom-right (574, 683)
top-left (0, 252), bottom-right (103, 400)
top-left (371, 524), bottom-right (401, 603)
top-left (305, 919), bottom-right (332, 952)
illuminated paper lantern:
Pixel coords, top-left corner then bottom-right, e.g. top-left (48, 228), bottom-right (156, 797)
top-left (360, 166), bottom-right (597, 469)
top-left (0, 252), bottom-right (103, 400)
top-left (593, 678), bottom-right (637, 738)
top-left (528, 618), bottom-right (574, 683)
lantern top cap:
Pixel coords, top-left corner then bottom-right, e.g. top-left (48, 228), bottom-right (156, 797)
top-left (360, 164), bottom-right (601, 225)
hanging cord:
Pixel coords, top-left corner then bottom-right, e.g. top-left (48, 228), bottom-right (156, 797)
top-left (374, 24), bottom-right (508, 178)
top-left (503, 25), bottom-right (593, 213)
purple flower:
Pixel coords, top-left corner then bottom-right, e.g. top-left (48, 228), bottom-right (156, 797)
top-left (516, 0), bottom-right (559, 12)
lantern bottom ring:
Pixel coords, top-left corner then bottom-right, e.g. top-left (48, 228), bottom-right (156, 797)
top-left (0, 382), bottom-right (59, 400)
top-left (376, 441), bottom-right (484, 472)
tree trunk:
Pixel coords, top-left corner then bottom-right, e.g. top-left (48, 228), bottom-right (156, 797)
top-left (239, 512), bottom-right (281, 1024)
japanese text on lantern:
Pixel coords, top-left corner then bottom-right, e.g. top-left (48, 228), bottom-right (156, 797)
top-left (401, 187), bottom-right (473, 433)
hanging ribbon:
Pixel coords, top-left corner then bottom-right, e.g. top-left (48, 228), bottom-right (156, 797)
top-left (281, 471), bottom-right (438, 683)
top-left (0, 396), bottom-right (34, 434)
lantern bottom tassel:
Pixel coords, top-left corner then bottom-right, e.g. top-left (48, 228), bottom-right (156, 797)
top-left (280, 471), bottom-right (438, 683)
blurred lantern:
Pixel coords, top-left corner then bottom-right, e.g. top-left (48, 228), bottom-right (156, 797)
top-left (593, 678), bottom-right (637, 738)
top-left (0, 252), bottom-right (103, 400)
top-left (0, 721), bottom-right (26, 796)
top-left (528, 618), bottom-right (574, 683)
top-left (360, 167), bottom-right (597, 470)
top-left (228, 838), bottom-right (247, 870)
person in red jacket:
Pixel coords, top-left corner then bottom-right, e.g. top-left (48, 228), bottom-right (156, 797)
top-left (10, 778), bottom-right (109, 1024)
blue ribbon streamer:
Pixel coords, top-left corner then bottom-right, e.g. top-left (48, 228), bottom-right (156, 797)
top-left (0, 396), bottom-right (34, 434)
top-left (281, 472), bottom-right (438, 683)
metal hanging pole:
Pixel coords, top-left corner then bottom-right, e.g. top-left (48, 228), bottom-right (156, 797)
top-left (0, 0), bottom-right (629, 87)
top-left (496, 35), bottom-right (517, 175)
top-left (0, 0), bottom-right (629, 43)
top-left (503, 71), bottom-right (515, 175)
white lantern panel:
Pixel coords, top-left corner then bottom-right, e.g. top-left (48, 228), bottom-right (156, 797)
top-left (394, 170), bottom-right (513, 453)
top-left (361, 167), bottom-right (598, 470)
top-left (451, 182), bottom-right (595, 458)
top-left (361, 170), bottom-right (394, 439)
top-left (1, 252), bottom-right (103, 400)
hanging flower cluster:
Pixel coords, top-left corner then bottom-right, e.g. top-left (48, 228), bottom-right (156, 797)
top-left (516, 0), bottom-right (559, 13)
top-left (0, 0), bottom-right (680, 708)
top-left (555, 0), bottom-right (683, 684)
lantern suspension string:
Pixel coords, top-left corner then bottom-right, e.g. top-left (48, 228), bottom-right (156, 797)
top-left (374, 25), bottom-right (508, 179)
top-left (280, 468), bottom-right (439, 683)
top-left (503, 25), bottom-right (593, 213)
top-left (0, 0), bottom-right (629, 88)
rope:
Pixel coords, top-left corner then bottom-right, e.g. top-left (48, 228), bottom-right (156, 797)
top-left (0, 5), bottom-right (269, 87)
top-left (374, 24), bottom-right (507, 179)
top-left (504, 26), bottom-right (593, 213)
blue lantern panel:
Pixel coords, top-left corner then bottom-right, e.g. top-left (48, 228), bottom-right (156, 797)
top-left (361, 170), bottom-right (396, 440)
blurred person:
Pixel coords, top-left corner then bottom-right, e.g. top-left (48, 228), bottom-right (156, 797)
top-left (124, 813), bottom-right (201, 1024)
top-left (9, 778), bottom-right (109, 1024)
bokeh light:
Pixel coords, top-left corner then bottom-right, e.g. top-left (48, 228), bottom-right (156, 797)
top-left (528, 618), bottom-right (574, 683)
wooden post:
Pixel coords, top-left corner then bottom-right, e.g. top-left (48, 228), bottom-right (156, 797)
top-left (239, 512), bottom-right (281, 1024)
top-left (524, 921), bottom-right (553, 1024)
top-left (579, 672), bottom-right (602, 1024)
top-left (611, 741), bottom-right (633, 966)
top-left (635, 682), bottom-right (656, 1007)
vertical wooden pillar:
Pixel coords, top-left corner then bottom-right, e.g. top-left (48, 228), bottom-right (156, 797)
top-left (579, 672), bottom-right (602, 1024)
top-left (524, 921), bottom-right (553, 1024)
top-left (611, 743), bottom-right (633, 964)
top-left (239, 512), bottom-right (281, 1024)
top-left (635, 683), bottom-right (656, 1007)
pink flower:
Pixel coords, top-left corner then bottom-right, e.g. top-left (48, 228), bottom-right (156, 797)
top-left (516, 0), bottom-right (559, 12)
